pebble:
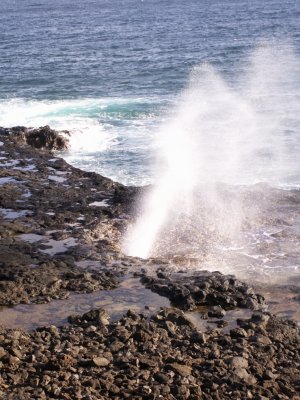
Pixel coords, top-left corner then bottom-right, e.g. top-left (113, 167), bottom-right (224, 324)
top-left (92, 357), bottom-right (110, 367)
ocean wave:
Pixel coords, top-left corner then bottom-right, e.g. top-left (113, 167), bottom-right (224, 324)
top-left (0, 97), bottom-right (165, 185)
top-left (0, 97), bottom-right (163, 126)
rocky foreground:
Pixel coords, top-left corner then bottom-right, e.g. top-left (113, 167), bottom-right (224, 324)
top-left (0, 127), bottom-right (299, 399)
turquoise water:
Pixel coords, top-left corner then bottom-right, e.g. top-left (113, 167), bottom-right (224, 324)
top-left (0, 0), bottom-right (299, 185)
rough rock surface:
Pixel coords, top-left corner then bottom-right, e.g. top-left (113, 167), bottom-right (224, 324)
top-left (0, 308), bottom-right (299, 400)
top-left (141, 269), bottom-right (265, 311)
top-left (0, 127), bottom-right (299, 399)
top-left (0, 126), bottom-right (70, 150)
top-left (0, 132), bottom-right (131, 306)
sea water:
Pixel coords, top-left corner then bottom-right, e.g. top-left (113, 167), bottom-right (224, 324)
top-left (1, 0), bottom-right (300, 287)
top-left (0, 0), bottom-right (299, 185)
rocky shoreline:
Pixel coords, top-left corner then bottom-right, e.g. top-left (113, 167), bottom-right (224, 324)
top-left (0, 127), bottom-right (299, 399)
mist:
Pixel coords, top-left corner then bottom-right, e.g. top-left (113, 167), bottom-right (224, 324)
top-left (124, 42), bottom-right (300, 268)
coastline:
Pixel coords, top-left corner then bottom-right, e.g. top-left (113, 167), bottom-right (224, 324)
top-left (0, 127), bottom-right (299, 399)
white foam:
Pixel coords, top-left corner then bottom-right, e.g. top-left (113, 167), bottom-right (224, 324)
top-left (89, 200), bottom-right (109, 207)
top-left (0, 141), bottom-right (4, 146)
top-left (0, 96), bottom-right (160, 186)
top-left (0, 98), bottom-right (120, 155)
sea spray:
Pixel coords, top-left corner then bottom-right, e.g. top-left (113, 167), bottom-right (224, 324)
top-left (0, 97), bottom-right (160, 185)
top-left (124, 42), bottom-right (300, 260)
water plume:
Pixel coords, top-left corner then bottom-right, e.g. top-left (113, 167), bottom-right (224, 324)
top-left (124, 42), bottom-right (300, 262)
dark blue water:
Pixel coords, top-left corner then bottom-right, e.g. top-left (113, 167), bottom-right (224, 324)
top-left (0, 0), bottom-right (299, 184)
top-left (1, 0), bottom-right (299, 99)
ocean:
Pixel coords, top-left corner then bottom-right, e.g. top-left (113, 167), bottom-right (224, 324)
top-left (0, 0), bottom-right (299, 185)
top-left (1, 0), bottom-right (300, 298)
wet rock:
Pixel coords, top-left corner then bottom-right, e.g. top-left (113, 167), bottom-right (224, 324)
top-left (251, 311), bottom-right (270, 326)
top-left (153, 372), bottom-right (170, 384)
top-left (208, 305), bottom-right (226, 318)
top-left (141, 270), bottom-right (265, 313)
top-left (190, 331), bottom-right (207, 344)
top-left (68, 308), bottom-right (110, 327)
top-left (1, 125), bottom-right (69, 150)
